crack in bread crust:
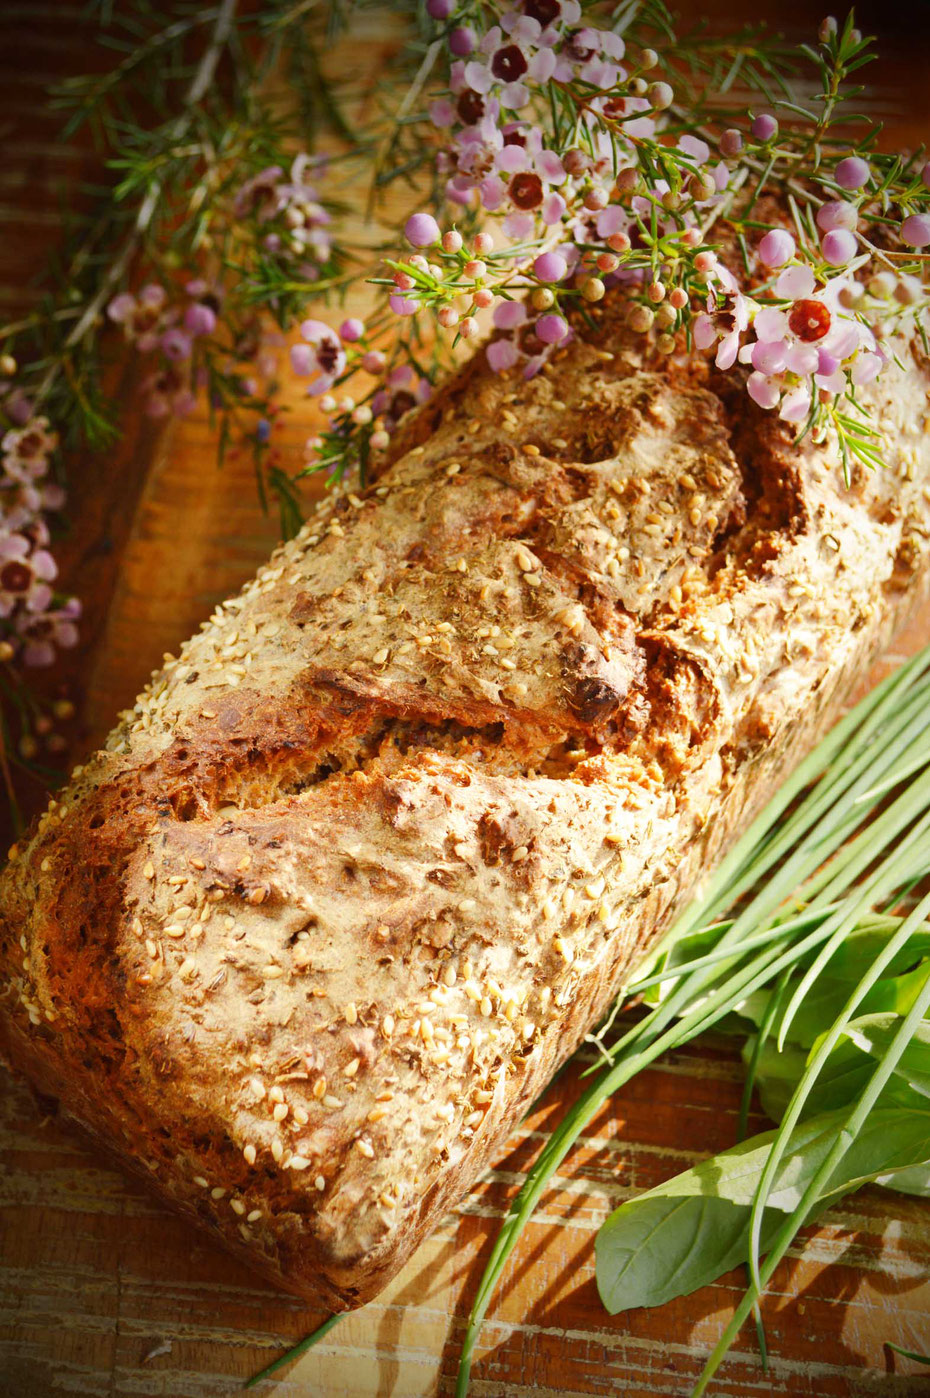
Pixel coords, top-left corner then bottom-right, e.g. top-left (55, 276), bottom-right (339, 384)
top-left (2, 302), bottom-right (930, 1309)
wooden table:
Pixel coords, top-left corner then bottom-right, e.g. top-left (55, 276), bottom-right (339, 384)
top-left (2, 4), bottom-right (930, 1395)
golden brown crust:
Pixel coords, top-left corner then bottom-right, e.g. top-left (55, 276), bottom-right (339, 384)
top-left (2, 303), bottom-right (930, 1308)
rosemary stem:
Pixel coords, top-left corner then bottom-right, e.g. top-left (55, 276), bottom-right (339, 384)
top-left (34, 0), bottom-right (239, 408)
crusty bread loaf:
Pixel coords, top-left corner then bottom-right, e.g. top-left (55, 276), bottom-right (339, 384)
top-left (1, 297), bottom-right (929, 1311)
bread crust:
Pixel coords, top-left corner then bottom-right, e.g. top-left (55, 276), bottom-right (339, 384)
top-left (2, 303), bottom-right (930, 1309)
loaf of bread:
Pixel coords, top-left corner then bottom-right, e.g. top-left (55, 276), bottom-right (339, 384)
top-left (1, 296), bottom-right (929, 1311)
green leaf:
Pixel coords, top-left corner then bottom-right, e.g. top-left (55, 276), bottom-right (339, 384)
top-left (877, 1162), bottom-right (930, 1198)
top-left (767, 961), bottom-right (930, 1049)
top-left (839, 1015), bottom-right (930, 1100)
top-left (595, 1107), bottom-right (930, 1315)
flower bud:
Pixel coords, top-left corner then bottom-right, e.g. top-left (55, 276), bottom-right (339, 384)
top-left (901, 213), bottom-right (930, 248)
top-left (536, 313), bottom-right (568, 344)
top-left (647, 281), bottom-right (666, 303)
top-left (838, 283), bottom-right (864, 309)
top-left (656, 333), bottom-right (676, 355)
top-left (0, 354), bottom-right (16, 377)
top-left (821, 228), bottom-right (857, 265)
top-left (751, 113), bottom-right (778, 142)
top-left (534, 251), bottom-right (567, 282)
top-left (404, 212), bottom-right (441, 247)
top-left (818, 15), bottom-right (838, 42)
top-left (582, 277), bottom-right (606, 302)
top-left (720, 129), bottom-right (743, 158)
top-left (563, 149), bottom-right (589, 176)
top-left (584, 187), bottom-right (608, 211)
top-left (669, 287), bottom-right (688, 310)
top-left (639, 48), bottom-right (658, 71)
top-left (473, 232), bottom-right (494, 255)
top-left (868, 271), bottom-right (896, 298)
top-left (648, 82), bottom-right (674, 111)
top-left (835, 156), bottom-right (870, 190)
top-left (689, 174), bottom-right (717, 202)
top-left (758, 228), bottom-right (795, 268)
top-left (628, 304), bottom-right (654, 333)
top-left (442, 230), bottom-right (464, 254)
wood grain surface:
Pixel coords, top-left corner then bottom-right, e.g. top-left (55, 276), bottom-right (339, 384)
top-left (2, 3), bottom-right (930, 1395)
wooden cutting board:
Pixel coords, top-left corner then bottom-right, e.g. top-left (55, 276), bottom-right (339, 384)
top-left (2, 4), bottom-right (930, 1395)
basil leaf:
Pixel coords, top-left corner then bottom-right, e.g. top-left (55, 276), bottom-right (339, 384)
top-left (748, 1035), bottom-right (871, 1122)
top-left (773, 962), bottom-right (930, 1048)
top-left (595, 1107), bottom-right (930, 1315)
top-left (840, 1015), bottom-right (930, 1099)
top-left (877, 1162), bottom-right (930, 1197)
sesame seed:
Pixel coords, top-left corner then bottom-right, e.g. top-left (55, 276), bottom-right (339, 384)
top-left (247, 1209), bottom-right (262, 1222)
top-left (193, 1176), bottom-right (209, 1188)
top-left (323, 1094), bottom-right (343, 1109)
top-left (289, 1155), bottom-right (312, 1171)
top-left (271, 1140), bottom-right (284, 1163)
top-left (273, 1102), bottom-right (289, 1122)
top-left (355, 1138), bottom-right (375, 1159)
top-left (382, 1014), bottom-right (395, 1038)
top-left (211, 1186), bottom-right (226, 1200)
top-left (344, 1003), bottom-right (358, 1025)
top-left (243, 1144), bottom-right (257, 1165)
top-left (344, 1058), bottom-right (361, 1077)
top-left (143, 862), bottom-right (155, 880)
top-left (315, 1175), bottom-right (326, 1191)
top-left (231, 1199), bottom-right (246, 1216)
top-left (313, 1076), bottom-right (327, 1099)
